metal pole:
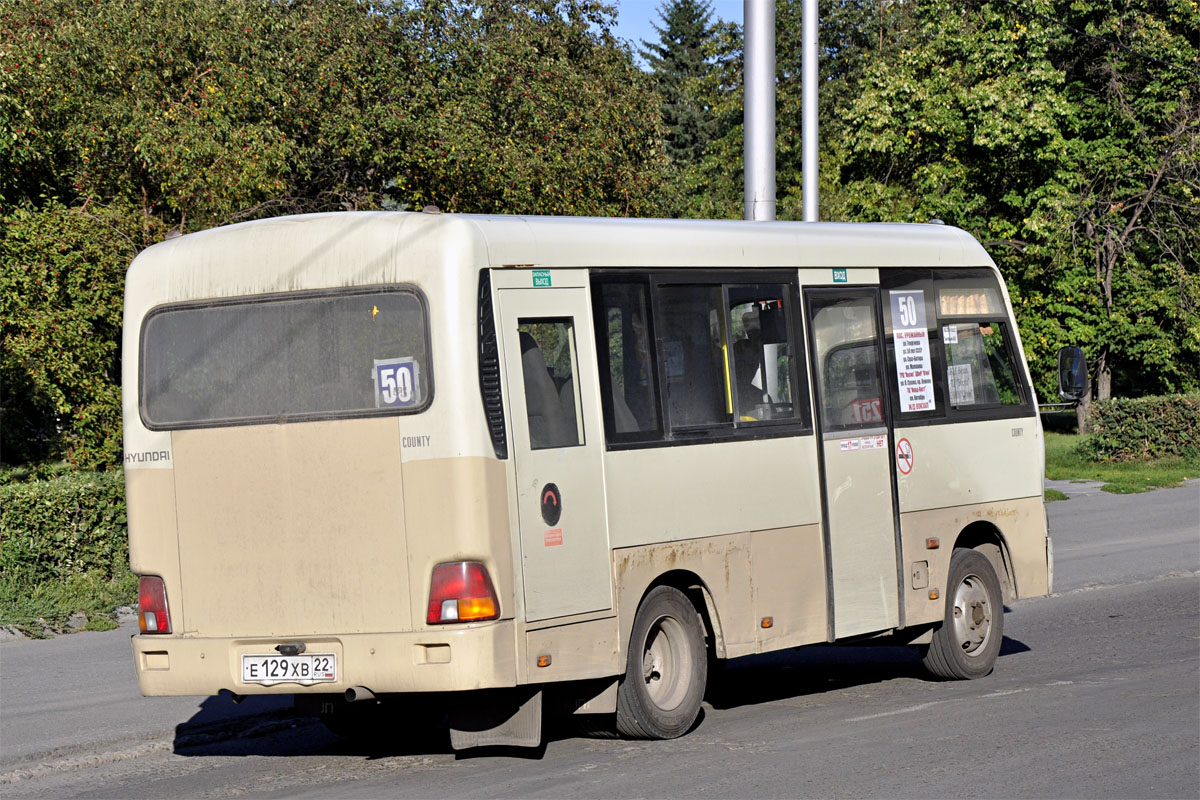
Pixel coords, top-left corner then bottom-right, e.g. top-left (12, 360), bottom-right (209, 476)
top-left (744, 0), bottom-right (775, 222)
top-left (802, 0), bottom-right (818, 221)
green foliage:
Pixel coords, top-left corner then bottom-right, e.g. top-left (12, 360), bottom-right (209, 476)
top-left (0, 469), bottom-right (129, 587)
top-left (1, 0), bottom-right (671, 469)
top-left (1078, 393), bottom-right (1200, 461)
top-left (0, 571), bottom-right (135, 636)
top-left (2, 0), bottom-right (422, 230)
top-left (0, 470), bottom-right (133, 635)
top-left (1, 202), bottom-right (135, 468)
top-left (396, 0), bottom-right (671, 216)
top-left (1044, 430), bottom-right (1198, 493)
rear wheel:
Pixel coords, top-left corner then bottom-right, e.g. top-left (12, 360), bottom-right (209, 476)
top-left (922, 548), bottom-right (1004, 680)
top-left (616, 585), bottom-right (707, 739)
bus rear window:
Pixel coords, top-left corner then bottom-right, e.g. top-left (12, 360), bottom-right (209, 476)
top-left (140, 288), bottom-right (430, 428)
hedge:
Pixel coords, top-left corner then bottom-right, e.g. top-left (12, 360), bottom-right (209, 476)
top-left (0, 470), bottom-right (129, 590)
top-left (1080, 393), bottom-right (1200, 462)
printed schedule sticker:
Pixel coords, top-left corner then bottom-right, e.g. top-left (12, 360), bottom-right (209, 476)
top-left (889, 291), bottom-right (936, 413)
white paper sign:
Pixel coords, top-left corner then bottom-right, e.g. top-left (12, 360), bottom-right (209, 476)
top-left (948, 363), bottom-right (975, 406)
top-left (890, 291), bottom-right (936, 413)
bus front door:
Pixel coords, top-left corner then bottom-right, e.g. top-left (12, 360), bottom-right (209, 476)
top-left (497, 284), bottom-right (613, 623)
top-left (805, 289), bottom-right (903, 639)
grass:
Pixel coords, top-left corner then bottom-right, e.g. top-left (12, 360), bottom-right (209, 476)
top-left (0, 571), bottom-right (137, 638)
top-left (1045, 431), bottom-right (1200, 495)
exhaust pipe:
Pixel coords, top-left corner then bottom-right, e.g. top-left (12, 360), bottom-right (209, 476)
top-left (220, 688), bottom-right (246, 705)
top-left (345, 685), bottom-right (376, 703)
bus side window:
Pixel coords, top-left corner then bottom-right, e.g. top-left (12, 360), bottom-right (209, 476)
top-left (592, 280), bottom-right (663, 439)
top-left (592, 273), bottom-right (810, 445)
top-left (943, 321), bottom-right (1024, 407)
top-left (517, 320), bottom-right (583, 449)
top-left (934, 270), bottom-right (1028, 411)
top-left (655, 285), bottom-right (732, 428)
top-left (727, 285), bottom-right (799, 422)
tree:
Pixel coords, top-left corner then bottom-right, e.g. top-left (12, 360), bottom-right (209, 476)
top-left (811, 1), bottom-right (1198, 407)
top-left (0, 0), bottom-right (672, 468)
top-left (640, 0), bottom-right (720, 168)
top-left (394, 0), bottom-right (671, 216)
top-left (1048, 0), bottom-right (1200, 417)
top-left (1, 202), bottom-right (134, 467)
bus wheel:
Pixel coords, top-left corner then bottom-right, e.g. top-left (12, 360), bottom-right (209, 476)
top-left (616, 585), bottom-right (707, 739)
top-left (922, 548), bottom-right (1004, 680)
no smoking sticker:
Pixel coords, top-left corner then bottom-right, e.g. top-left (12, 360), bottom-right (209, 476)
top-left (896, 438), bottom-right (914, 475)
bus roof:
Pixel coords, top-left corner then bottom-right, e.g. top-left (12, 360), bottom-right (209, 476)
top-left (126, 211), bottom-right (995, 304)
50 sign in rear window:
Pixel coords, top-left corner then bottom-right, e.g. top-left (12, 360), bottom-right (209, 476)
top-left (374, 358), bottom-right (420, 408)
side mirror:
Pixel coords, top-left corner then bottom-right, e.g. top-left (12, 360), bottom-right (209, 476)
top-left (1057, 346), bottom-right (1089, 402)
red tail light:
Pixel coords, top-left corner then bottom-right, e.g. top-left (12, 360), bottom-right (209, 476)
top-left (138, 576), bottom-right (172, 634)
top-left (427, 562), bottom-right (499, 624)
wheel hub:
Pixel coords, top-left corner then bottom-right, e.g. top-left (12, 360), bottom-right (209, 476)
top-left (951, 573), bottom-right (993, 656)
top-left (641, 615), bottom-right (692, 711)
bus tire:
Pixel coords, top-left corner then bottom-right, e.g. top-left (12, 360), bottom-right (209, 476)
top-left (922, 548), bottom-right (1004, 680)
top-left (615, 585), bottom-right (707, 739)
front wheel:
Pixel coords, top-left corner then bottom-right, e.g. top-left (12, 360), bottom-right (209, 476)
top-left (922, 548), bottom-right (1004, 680)
top-left (615, 585), bottom-right (707, 739)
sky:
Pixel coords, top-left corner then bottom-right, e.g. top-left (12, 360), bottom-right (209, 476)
top-left (610, 0), bottom-right (744, 65)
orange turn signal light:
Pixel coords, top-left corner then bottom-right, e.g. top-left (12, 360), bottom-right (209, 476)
top-left (926, 537), bottom-right (940, 549)
top-left (929, 589), bottom-right (940, 600)
top-left (760, 616), bottom-right (774, 629)
top-left (536, 654), bottom-right (552, 668)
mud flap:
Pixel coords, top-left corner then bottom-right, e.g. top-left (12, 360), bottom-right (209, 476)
top-left (448, 687), bottom-right (543, 750)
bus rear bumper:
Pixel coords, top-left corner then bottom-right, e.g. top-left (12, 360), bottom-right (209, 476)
top-left (131, 620), bottom-right (518, 697)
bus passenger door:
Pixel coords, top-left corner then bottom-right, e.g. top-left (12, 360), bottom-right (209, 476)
top-left (497, 285), bottom-right (613, 623)
top-left (805, 289), bottom-right (902, 639)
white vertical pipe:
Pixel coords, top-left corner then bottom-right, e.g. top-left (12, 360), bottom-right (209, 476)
top-left (744, 0), bottom-right (775, 222)
top-left (802, 0), bottom-right (818, 221)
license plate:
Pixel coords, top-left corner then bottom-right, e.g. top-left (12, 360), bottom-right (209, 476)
top-left (241, 653), bottom-right (337, 686)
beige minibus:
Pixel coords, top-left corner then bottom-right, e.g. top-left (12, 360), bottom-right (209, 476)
top-left (123, 211), bottom-right (1052, 748)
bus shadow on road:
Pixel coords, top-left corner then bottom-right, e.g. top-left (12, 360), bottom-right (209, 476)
top-left (703, 635), bottom-right (1032, 710)
top-left (170, 695), bottom-right (480, 760)
top-left (168, 635), bottom-right (1031, 758)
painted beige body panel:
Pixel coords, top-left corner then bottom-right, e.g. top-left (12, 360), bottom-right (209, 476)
top-left (125, 469), bottom-right (182, 627)
top-left (747, 525), bottom-right (829, 648)
top-left (898, 496), bottom-right (1050, 628)
top-left (603, 437), bottom-right (822, 549)
top-left (612, 525), bottom-right (827, 661)
top-left (523, 617), bottom-right (621, 684)
top-left (132, 621), bottom-right (517, 696)
top-left (400, 457), bottom-right (516, 633)
top-left (129, 452), bottom-right (518, 694)
top-left (895, 418), bottom-right (1043, 511)
top-left (171, 419), bottom-right (408, 637)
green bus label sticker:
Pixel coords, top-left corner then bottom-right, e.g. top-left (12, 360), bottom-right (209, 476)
top-left (832, 268), bottom-right (848, 283)
top-left (533, 269), bottom-right (551, 287)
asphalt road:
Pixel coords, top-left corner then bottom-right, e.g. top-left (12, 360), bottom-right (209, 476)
top-left (1, 481), bottom-right (1196, 798)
